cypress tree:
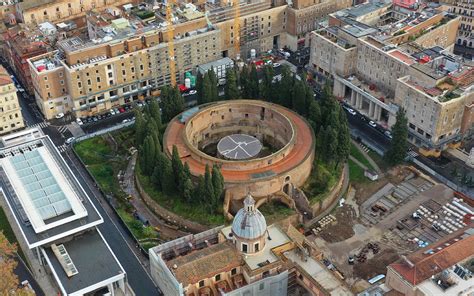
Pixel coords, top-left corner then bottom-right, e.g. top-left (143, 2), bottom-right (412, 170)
top-left (240, 65), bottom-right (250, 98)
top-left (308, 100), bottom-right (322, 134)
top-left (134, 109), bottom-right (146, 147)
top-left (149, 99), bottom-right (162, 131)
top-left (259, 65), bottom-right (274, 101)
top-left (249, 64), bottom-right (259, 99)
top-left (212, 165), bottom-right (224, 205)
top-left (208, 68), bottom-right (219, 102)
top-left (291, 78), bottom-right (306, 115)
top-left (142, 135), bottom-right (156, 176)
top-left (171, 145), bottom-right (184, 187)
top-left (385, 108), bottom-right (408, 165)
top-left (225, 68), bottom-right (240, 100)
top-left (196, 71), bottom-right (204, 104)
top-left (336, 107), bottom-right (351, 168)
top-left (204, 164), bottom-right (214, 210)
top-left (278, 66), bottom-right (293, 108)
top-left (201, 73), bottom-right (213, 104)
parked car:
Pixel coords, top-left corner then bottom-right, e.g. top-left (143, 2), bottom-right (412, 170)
top-left (119, 107), bottom-right (125, 113)
top-left (76, 118), bottom-right (83, 125)
top-left (273, 62), bottom-right (281, 68)
top-left (92, 116), bottom-right (98, 122)
top-left (109, 109), bottom-right (116, 115)
top-left (55, 112), bottom-right (65, 119)
top-left (65, 137), bottom-right (75, 145)
top-left (384, 130), bottom-right (393, 139)
top-left (343, 106), bottom-right (356, 115)
top-left (368, 120), bottom-right (377, 128)
top-left (122, 119), bottom-right (130, 123)
top-left (113, 108), bottom-right (119, 114)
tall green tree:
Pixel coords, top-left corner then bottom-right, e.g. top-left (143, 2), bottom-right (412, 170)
top-left (161, 86), bottom-right (185, 122)
top-left (307, 100), bottom-right (321, 134)
top-left (208, 68), bottom-right (219, 102)
top-left (201, 73), bottom-right (213, 104)
top-left (204, 164), bottom-right (215, 212)
top-left (225, 68), bottom-right (240, 100)
top-left (335, 107), bottom-right (351, 168)
top-left (385, 108), bottom-right (408, 165)
top-left (277, 66), bottom-right (293, 108)
top-left (148, 99), bottom-right (162, 131)
top-left (211, 165), bottom-right (224, 206)
top-left (249, 64), bottom-right (259, 99)
top-left (171, 145), bottom-right (184, 187)
top-left (259, 65), bottom-right (274, 101)
top-left (141, 135), bottom-right (156, 176)
top-left (196, 71), bottom-right (204, 104)
top-left (240, 65), bottom-right (251, 98)
top-left (134, 109), bottom-right (147, 146)
top-left (291, 78), bottom-right (307, 115)
top-left (322, 126), bottom-right (338, 164)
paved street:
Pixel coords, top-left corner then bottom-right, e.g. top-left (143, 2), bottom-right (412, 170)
top-left (62, 150), bottom-right (161, 295)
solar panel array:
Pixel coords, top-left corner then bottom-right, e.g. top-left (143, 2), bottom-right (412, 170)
top-left (10, 150), bottom-right (72, 221)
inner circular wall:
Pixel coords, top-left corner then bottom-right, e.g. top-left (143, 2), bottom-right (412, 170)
top-left (184, 101), bottom-right (296, 171)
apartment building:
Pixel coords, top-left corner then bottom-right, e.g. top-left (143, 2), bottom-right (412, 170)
top-left (0, 65), bottom-right (24, 135)
top-left (24, 0), bottom-right (348, 120)
top-left (449, 0), bottom-right (474, 59)
top-left (309, 0), bottom-right (469, 154)
top-left (15, 0), bottom-right (137, 26)
top-left (395, 56), bottom-right (474, 154)
top-left (3, 26), bottom-right (47, 94)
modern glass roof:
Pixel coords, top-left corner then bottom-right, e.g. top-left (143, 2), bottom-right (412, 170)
top-left (10, 150), bottom-right (72, 221)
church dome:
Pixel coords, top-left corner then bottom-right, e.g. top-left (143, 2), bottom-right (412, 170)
top-left (231, 194), bottom-right (267, 240)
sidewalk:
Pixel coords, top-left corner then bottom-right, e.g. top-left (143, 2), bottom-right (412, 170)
top-left (122, 154), bottom-right (187, 240)
top-left (352, 139), bottom-right (382, 174)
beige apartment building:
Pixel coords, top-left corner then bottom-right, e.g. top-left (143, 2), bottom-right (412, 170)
top-left (395, 61), bottom-right (474, 155)
top-left (15, 0), bottom-right (137, 25)
top-left (0, 65), bottom-right (24, 135)
top-left (26, 0), bottom-right (348, 120)
top-left (309, 0), bottom-right (470, 154)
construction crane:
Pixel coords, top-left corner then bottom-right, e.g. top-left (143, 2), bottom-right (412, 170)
top-left (233, 0), bottom-right (241, 60)
top-left (165, 0), bottom-right (177, 87)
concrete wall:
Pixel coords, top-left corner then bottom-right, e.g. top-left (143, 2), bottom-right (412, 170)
top-left (149, 251), bottom-right (184, 296)
top-left (224, 270), bottom-right (288, 296)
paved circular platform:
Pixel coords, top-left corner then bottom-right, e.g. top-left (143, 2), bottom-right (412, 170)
top-left (217, 134), bottom-right (262, 160)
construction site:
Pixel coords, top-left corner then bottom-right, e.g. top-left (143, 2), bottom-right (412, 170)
top-left (305, 166), bottom-right (474, 293)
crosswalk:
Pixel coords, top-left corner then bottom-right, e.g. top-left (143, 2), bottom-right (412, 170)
top-left (28, 121), bottom-right (49, 129)
top-left (58, 126), bottom-right (69, 134)
top-left (407, 150), bottom-right (419, 159)
top-left (359, 143), bottom-right (371, 153)
top-left (57, 144), bottom-right (68, 153)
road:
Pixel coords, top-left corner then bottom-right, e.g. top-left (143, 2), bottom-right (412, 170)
top-left (62, 150), bottom-right (161, 295)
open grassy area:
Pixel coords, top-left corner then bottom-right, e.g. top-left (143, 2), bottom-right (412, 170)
top-left (348, 159), bottom-right (368, 184)
top-left (137, 171), bottom-right (225, 226)
top-left (259, 201), bottom-right (295, 224)
top-left (368, 150), bottom-right (391, 171)
top-left (0, 207), bottom-right (27, 261)
top-left (350, 143), bottom-right (375, 171)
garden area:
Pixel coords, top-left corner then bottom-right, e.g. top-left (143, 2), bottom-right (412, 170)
top-left (74, 128), bottom-right (162, 250)
top-left (0, 207), bottom-right (26, 262)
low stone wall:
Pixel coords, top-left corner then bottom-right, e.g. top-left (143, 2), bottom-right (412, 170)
top-left (134, 174), bottom-right (209, 233)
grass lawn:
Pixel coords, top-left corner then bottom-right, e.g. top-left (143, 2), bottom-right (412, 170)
top-left (348, 159), bottom-right (368, 184)
top-left (350, 143), bottom-right (375, 171)
top-left (368, 150), bottom-right (391, 171)
top-left (137, 171), bottom-right (225, 226)
top-left (259, 201), bottom-right (295, 224)
top-left (0, 207), bottom-right (27, 261)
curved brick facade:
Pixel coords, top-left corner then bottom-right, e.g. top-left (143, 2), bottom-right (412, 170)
top-left (163, 100), bottom-right (315, 202)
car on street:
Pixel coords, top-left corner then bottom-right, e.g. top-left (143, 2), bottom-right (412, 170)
top-left (122, 119), bottom-right (130, 123)
top-left (65, 137), bottom-right (75, 145)
top-left (17, 87), bottom-right (25, 93)
top-left (113, 108), bottom-right (119, 114)
top-left (92, 116), bottom-right (98, 122)
top-left (343, 106), bottom-right (357, 115)
top-left (273, 62), bottom-right (281, 68)
top-left (76, 118), bottom-right (83, 125)
top-left (55, 112), bottom-right (65, 119)
top-left (119, 107), bottom-right (125, 113)
top-left (368, 120), bottom-right (377, 128)
top-left (189, 89), bottom-right (197, 95)
top-left (384, 130), bottom-right (393, 139)
top-left (110, 109), bottom-right (116, 115)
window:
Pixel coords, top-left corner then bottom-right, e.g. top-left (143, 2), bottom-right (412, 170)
top-left (259, 283), bottom-right (264, 290)
top-left (199, 280), bottom-right (204, 288)
top-left (231, 268), bottom-right (237, 276)
top-left (215, 274), bottom-right (221, 281)
top-left (107, 64), bottom-right (112, 70)
top-left (255, 243), bottom-right (259, 252)
top-left (242, 243), bottom-right (248, 253)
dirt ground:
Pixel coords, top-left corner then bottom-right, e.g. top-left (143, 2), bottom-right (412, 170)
top-left (354, 165), bottom-right (413, 205)
top-left (353, 247), bottom-right (400, 280)
top-left (319, 205), bottom-right (357, 243)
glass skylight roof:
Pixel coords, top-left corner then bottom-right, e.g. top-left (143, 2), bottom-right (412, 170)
top-left (10, 150), bottom-right (72, 221)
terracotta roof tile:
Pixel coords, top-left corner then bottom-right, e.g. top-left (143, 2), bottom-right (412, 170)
top-left (390, 227), bottom-right (474, 285)
top-left (167, 241), bottom-right (242, 286)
